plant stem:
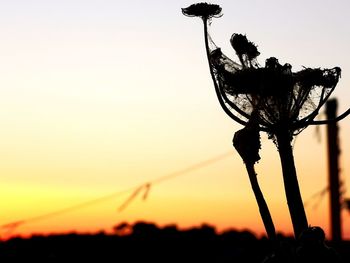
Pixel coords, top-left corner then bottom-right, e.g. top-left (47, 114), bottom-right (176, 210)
top-left (202, 19), bottom-right (247, 126)
top-left (245, 163), bottom-right (276, 241)
top-left (276, 129), bottom-right (308, 238)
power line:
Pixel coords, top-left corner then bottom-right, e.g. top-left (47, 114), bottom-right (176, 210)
top-left (0, 151), bottom-right (233, 234)
top-left (304, 186), bottom-right (329, 210)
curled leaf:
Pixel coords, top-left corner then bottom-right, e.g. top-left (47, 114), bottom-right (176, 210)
top-left (233, 120), bottom-right (261, 164)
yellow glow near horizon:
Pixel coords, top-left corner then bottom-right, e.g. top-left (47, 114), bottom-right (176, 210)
top-left (0, 0), bottom-right (350, 240)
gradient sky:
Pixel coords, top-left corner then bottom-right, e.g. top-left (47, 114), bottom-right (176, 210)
top-left (0, 0), bottom-right (350, 239)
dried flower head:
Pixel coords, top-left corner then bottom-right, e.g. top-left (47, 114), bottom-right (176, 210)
top-left (230, 34), bottom-right (260, 62)
top-left (182, 2), bottom-right (222, 20)
top-left (210, 34), bottom-right (341, 136)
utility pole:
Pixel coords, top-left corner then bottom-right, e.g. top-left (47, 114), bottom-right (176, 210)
top-left (326, 99), bottom-right (342, 242)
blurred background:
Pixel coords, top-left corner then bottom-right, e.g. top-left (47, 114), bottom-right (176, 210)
top-left (0, 0), bottom-right (349, 239)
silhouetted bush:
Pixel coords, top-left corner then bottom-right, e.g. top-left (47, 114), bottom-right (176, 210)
top-left (0, 222), bottom-right (349, 262)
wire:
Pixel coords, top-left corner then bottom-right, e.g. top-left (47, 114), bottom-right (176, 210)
top-left (304, 186), bottom-right (329, 210)
top-left (0, 151), bottom-right (233, 233)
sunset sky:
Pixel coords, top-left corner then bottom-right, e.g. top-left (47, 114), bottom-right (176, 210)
top-left (0, 0), bottom-right (350, 239)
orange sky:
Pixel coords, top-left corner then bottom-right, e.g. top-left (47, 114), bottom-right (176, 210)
top-left (0, 0), bottom-right (350, 240)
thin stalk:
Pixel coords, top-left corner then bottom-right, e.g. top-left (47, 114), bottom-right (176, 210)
top-left (275, 128), bottom-right (308, 238)
top-left (202, 19), bottom-right (247, 126)
top-left (245, 163), bottom-right (276, 241)
top-left (233, 124), bottom-right (276, 242)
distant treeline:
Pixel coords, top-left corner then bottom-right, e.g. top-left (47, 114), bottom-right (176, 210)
top-left (0, 221), bottom-right (349, 263)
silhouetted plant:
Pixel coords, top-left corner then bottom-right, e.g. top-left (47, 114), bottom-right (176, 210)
top-left (183, 2), bottom-right (350, 243)
top-left (183, 3), bottom-right (277, 244)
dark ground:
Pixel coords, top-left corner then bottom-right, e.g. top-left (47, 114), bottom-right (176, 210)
top-left (0, 221), bottom-right (349, 263)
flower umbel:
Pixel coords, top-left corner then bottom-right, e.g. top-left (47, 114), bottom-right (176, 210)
top-left (182, 2), bottom-right (222, 20)
top-left (210, 40), bottom-right (341, 136)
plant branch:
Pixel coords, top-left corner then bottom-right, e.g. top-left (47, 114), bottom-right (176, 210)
top-left (245, 163), bottom-right (277, 241)
top-left (308, 107), bottom-right (350, 125)
top-left (202, 19), bottom-right (248, 126)
top-left (275, 128), bottom-right (308, 238)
